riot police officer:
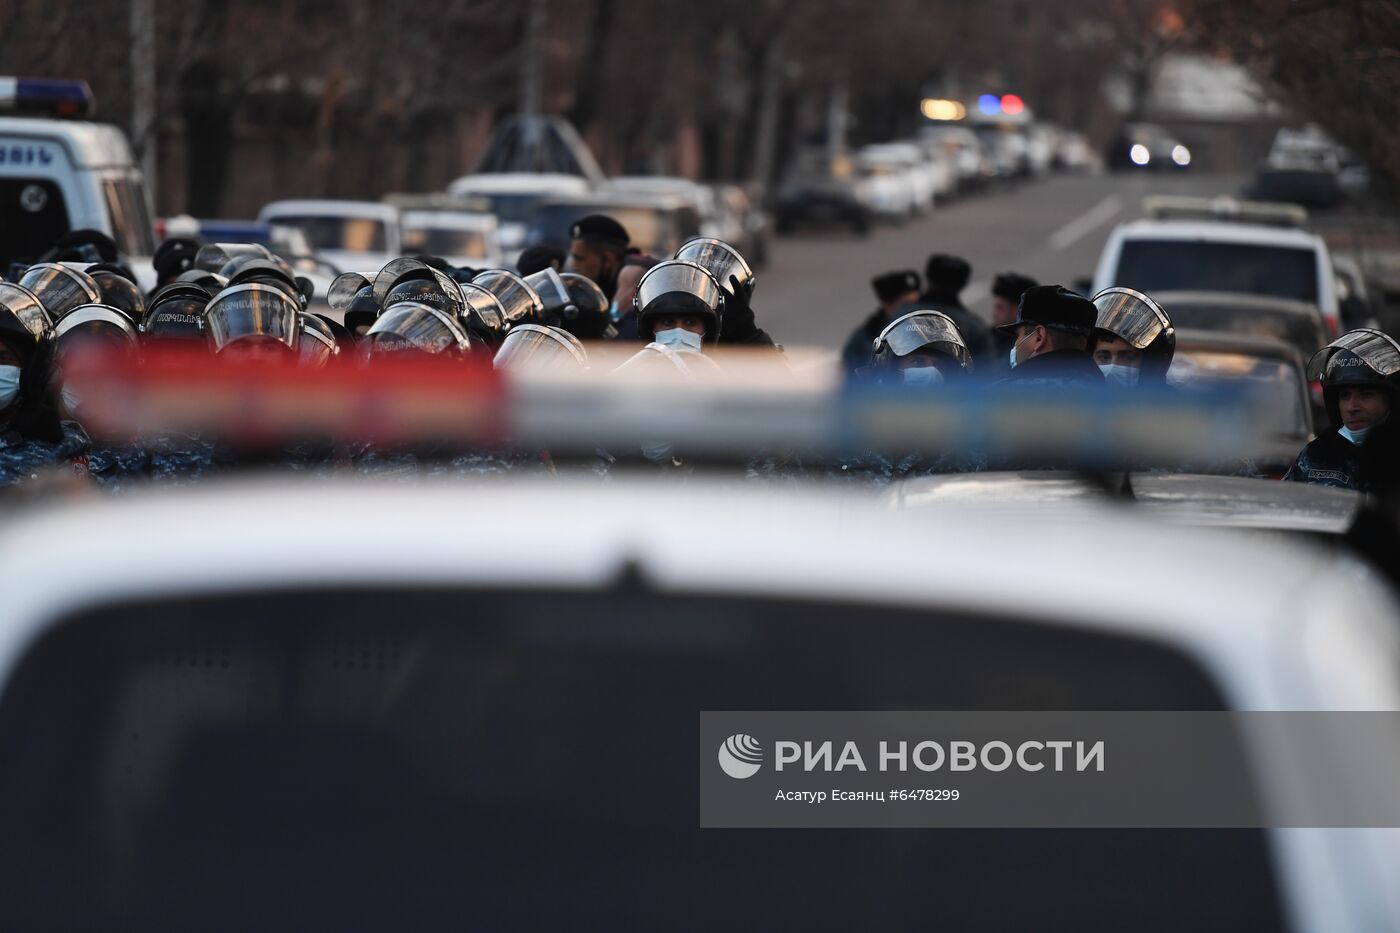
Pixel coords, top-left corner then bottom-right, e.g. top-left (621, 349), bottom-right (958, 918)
top-left (842, 270), bottom-right (921, 374)
top-left (633, 260), bottom-right (725, 354)
top-left (1286, 329), bottom-right (1400, 492)
top-left (869, 310), bottom-right (974, 387)
top-left (674, 237), bottom-right (775, 347)
top-left (1089, 287), bottom-right (1175, 388)
top-left (996, 285), bottom-right (1104, 388)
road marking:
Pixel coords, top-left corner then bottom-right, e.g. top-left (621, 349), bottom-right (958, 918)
top-left (1048, 195), bottom-right (1123, 252)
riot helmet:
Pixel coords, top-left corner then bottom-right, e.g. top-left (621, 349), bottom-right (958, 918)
top-left (633, 260), bottom-right (725, 345)
top-left (871, 310), bottom-right (973, 385)
top-left (373, 258), bottom-right (467, 322)
top-left (0, 282), bottom-right (53, 339)
top-left (360, 301), bottom-right (475, 361)
top-left (140, 282), bottom-right (210, 346)
top-left (674, 237), bottom-right (755, 300)
top-left (522, 267), bottom-right (571, 321)
top-left (299, 313), bottom-right (340, 368)
top-left (203, 282), bottom-right (301, 356)
top-left (471, 269), bottom-right (545, 326)
top-left (18, 262), bottom-right (102, 321)
top-left (492, 324), bottom-right (588, 374)
top-left (555, 273), bottom-right (616, 340)
top-left (1307, 329), bottom-right (1400, 429)
top-left (456, 281), bottom-right (509, 347)
top-left (87, 263), bottom-right (147, 323)
top-left (1090, 287), bottom-right (1175, 386)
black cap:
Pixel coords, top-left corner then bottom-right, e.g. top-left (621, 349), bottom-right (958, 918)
top-left (872, 270), bottom-right (921, 305)
top-left (516, 245), bottom-right (566, 277)
top-left (569, 214), bottom-right (630, 253)
top-left (153, 237), bottom-right (201, 285)
top-left (997, 285), bottom-right (1097, 335)
top-left (925, 254), bottom-right (971, 292)
top-left (992, 272), bottom-right (1038, 303)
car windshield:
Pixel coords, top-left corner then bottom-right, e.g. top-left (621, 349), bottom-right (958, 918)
top-left (1116, 240), bottom-right (1319, 304)
top-left (528, 203), bottom-right (667, 253)
top-left (268, 215), bottom-right (387, 253)
top-left (1168, 349), bottom-right (1309, 437)
top-left (0, 588), bottom-right (1284, 931)
top-left (401, 224), bottom-right (489, 259)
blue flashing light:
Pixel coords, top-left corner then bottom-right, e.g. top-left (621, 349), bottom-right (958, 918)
top-left (977, 94), bottom-right (1002, 116)
top-left (0, 77), bottom-right (95, 117)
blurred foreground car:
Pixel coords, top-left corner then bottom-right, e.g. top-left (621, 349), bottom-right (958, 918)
top-left (1107, 123), bottom-right (1192, 171)
top-left (257, 199), bottom-right (400, 275)
top-left (1094, 197), bottom-right (1342, 336)
top-left (0, 478), bottom-right (1397, 932)
top-left (1168, 329), bottom-right (1314, 475)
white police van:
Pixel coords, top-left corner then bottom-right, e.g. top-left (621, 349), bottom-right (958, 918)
top-left (0, 78), bottom-right (156, 282)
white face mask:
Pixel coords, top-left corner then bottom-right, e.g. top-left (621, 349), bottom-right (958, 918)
top-left (902, 366), bottom-right (944, 387)
top-left (654, 327), bottom-right (703, 354)
top-left (1009, 330), bottom-right (1035, 369)
top-left (1099, 363), bottom-right (1140, 388)
top-left (0, 365), bottom-right (19, 411)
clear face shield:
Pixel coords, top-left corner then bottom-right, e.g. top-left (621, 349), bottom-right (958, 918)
top-left (0, 283), bottom-right (53, 339)
top-left (492, 324), bottom-right (588, 373)
top-left (360, 301), bottom-right (473, 360)
top-left (471, 269), bottom-right (546, 326)
top-left (328, 273), bottom-right (374, 311)
top-left (298, 314), bottom-right (339, 368)
top-left (674, 237), bottom-right (755, 298)
top-left (1091, 287), bottom-right (1174, 351)
top-left (17, 263), bottom-right (102, 321)
top-left (456, 283), bottom-right (508, 340)
top-left (873, 310), bottom-right (974, 371)
top-left (522, 267), bottom-right (572, 320)
top-left (203, 283), bottom-right (302, 354)
top-left (195, 242), bottom-right (274, 273)
top-left (1307, 329), bottom-right (1400, 382)
top-left (373, 258), bottom-right (468, 321)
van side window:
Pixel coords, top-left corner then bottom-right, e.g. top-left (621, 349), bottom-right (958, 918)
top-left (0, 178), bottom-right (69, 268)
top-left (101, 177), bottom-right (156, 257)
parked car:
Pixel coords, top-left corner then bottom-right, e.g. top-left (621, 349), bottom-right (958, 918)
top-left (1167, 329), bottom-right (1314, 474)
top-left (257, 199), bottom-right (401, 275)
top-left (384, 196), bottom-right (503, 269)
top-left (775, 149), bottom-right (872, 236)
top-left (1155, 291), bottom-right (1330, 366)
top-left (855, 146), bottom-right (921, 221)
top-left (184, 218), bottom-right (341, 304)
top-left (1093, 197), bottom-right (1342, 336)
top-left (1251, 125), bottom-right (1348, 209)
top-left (1107, 123), bottom-right (1192, 171)
top-left (918, 125), bottom-right (989, 192)
top-left (445, 173), bottom-right (591, 262)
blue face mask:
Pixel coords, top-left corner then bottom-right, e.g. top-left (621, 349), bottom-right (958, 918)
top-left (1099, 363), bottom-right (1140, 388)
top-left (1340, 424), bottom-right (1372, 446)
top-left (0, 365), bottom-right (19, 411)
top-left (608, 301), bottom-right (621, 322)
top-left (902, 366), bottom-right (944, 387)
top-left (1008, 330), bottom-right (1035, 369)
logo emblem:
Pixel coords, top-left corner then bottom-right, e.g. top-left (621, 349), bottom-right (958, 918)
top-left (19, 185), bottom-right (47, 213)
top-left (718, 733), bottom-right (763, 779)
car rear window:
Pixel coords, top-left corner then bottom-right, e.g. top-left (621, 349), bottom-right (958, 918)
top-left (527, 203), bottom-right (666, 253)
top-left (1167, 303), bottom-right (1327, 361)
top-left (0, 588), bottom-right (1285, 932)
top-left (1117, 239), bottom-right (1319, 304)
top-left (269, 215), bottom-right (387, 253)
top-left (1169, 348), bottom-right (1310, 437)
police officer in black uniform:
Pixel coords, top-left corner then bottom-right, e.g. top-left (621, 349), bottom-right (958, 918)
top-left (996, 285), bottom-right (1104, 388)
top-left (1089, 287), bottom-right (1175, 389)
top-left (1286, 329), bottom-right (1400, 492)
top-left (919, 254), bottom-right (992, 365)
top-left (988, 272), bottom-right (1038, 376)
top-left (842, 269), bottom-right (921, 374)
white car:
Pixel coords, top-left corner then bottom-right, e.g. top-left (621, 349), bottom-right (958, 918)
top-left (0, 78), bottom-right (157, 288)
top-left (856, 146), bottom-right (921, 220)
top-left (0, 478), bottom-right (1396, 931)
top-left (256, 199), bottom-right (401, 275)
top-left (445, 172), bottom-right (591, 261)
top-left (398, 208), bottom-right (503, 269)
top-left (1093, 197), bottom-right (1341, 336)
top-left (919, 125), bottom-right (988, 190)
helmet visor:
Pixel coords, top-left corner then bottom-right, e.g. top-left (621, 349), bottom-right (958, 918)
top-left (195, 242), bottom-right (272, 273)
top-left (492, 324), bottom-right (587, 372)
top-left (328, 273), bottom-right (373, 311)
top-left (636, 260), bottom-right (724, 313)
top-left (298, 316), bottom-right (337, 367)
top-left (1307, 328), bottom-right (1400, 381)
top-left (523, 267), bottom-right (571, 316)
top-left (18, 263), bottom-right (102, 319)
top-left (363, 301), bottom-right (469, 356)
top-left (204, 283), bottom-right (301, 352)
top-left (1092, 287), bottom-right (1172, 350)
top-left (457, 283), bottom-right (506, 335)
top-left (52, 304), bottom-right (139, 346)
top-left (472, 269), bottom-right (544, 325)
top-left (0, 283), bottom-right (52, 338)
top-left (878, 311), bottom-right (972, 368)
top-left (674, 237), bottom-right (754, 296)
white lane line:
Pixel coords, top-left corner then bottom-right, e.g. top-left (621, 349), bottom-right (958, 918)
top-left (1048, 195), bottom-right (1123, 252)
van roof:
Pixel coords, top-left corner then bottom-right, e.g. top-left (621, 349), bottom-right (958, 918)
top-left (258, 200), bottom-right (399, 222)
top-left (0, 116), bottom-right (135, 169)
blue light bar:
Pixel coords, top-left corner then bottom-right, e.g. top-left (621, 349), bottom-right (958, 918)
top-left (0, 77), bottom-right (95, 117)
top-left (977, 94), bottom-right (1001, 116)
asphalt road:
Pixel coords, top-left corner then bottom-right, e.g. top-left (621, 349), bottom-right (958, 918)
top-left (758, 170), bottom-right (1249, 349)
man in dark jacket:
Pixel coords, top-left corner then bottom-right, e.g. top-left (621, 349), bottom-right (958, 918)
top-left (841, 270), bottom-right (922, 374)
top-left (987, 272), bottom-right (1038, 377)
top-left (1285, 330), bottom-right (1400, 493)
top-left (995, 285), bottom-right (1105, 388)
top-left (919, 254), bottom-right (992, 365)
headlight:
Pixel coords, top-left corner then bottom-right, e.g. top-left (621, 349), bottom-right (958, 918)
top-left (1130, 144), bottom-right (1151, 166)
top-left (1172, 145), bottom-right (1191, 167)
